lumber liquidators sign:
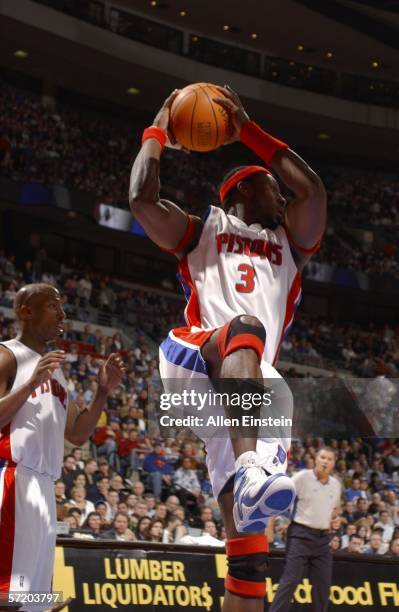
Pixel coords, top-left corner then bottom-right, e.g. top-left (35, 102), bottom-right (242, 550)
top-left (53, 544), bottom-right (399, 611)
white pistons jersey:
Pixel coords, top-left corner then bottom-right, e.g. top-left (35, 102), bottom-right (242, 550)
top-left (0, 340), bottom-right (68, 479)
top-left (178, 205), bottom-right (302, 364)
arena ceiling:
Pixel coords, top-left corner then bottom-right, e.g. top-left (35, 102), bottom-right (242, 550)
top-left (117, 0), bottom-right (399, 77)
top-left (0, 0), bottom-right (398, 161)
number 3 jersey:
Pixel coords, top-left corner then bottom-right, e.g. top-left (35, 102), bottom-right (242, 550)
top-left (178, 205), bottom-right (302, 365)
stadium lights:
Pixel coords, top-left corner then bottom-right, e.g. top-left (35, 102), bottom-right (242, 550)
top-left (126, 87), bottom-right (140, 95)
top-left (14, 50), bottom-right (29, 58)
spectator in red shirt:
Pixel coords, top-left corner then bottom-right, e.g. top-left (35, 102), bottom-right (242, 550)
top-left (118, 428), bottom-right (145, 476)
top-left (95, 419), bottom-right (121, 470)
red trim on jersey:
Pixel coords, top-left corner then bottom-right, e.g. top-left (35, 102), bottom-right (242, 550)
top-left (0, 463), bottom-right (16, 591)
top-left (225, 575), bottom-right (266, 598)
top-left (0, 424), bottom-right (12, 461)
top-left (178, 257), bottom-right (202, 327)
top-left (172, 326), bottom-right (215, 348)
top-left (160, 215), bottom-right (194, 255)
top-left (273, 272), bottom-right (302, 365)
top-left (284, 226), bottom-right (321, 256)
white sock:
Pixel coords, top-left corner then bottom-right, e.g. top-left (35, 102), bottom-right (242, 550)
top-left (235, 451), bottom-right (259, 470)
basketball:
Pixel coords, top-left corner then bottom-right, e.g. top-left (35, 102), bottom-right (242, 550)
top-left (170, 82), bottom-right (233, 152)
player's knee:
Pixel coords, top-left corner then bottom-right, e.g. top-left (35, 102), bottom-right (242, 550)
top-left (225, 535), bottom-right (269, 598)
top-left (218, 314), bottom-right (266, 364)
top-left (238, 315), bottom-right (264, 332)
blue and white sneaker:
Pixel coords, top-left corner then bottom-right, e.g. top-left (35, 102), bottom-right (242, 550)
top-left (233, 455), bottom-right (295, 533)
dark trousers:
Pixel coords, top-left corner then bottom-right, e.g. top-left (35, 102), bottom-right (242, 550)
top-left (269, 522), bottom-right (333, 612)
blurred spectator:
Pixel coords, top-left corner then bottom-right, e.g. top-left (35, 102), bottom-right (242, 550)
top-left (102, 512), bottom-right (135, 541)
top-left (386, 537), bottom-right (399, 557)
top-left (345, 477), bottom-right (366, 502)
top-left (363, 531), bottom-right (384, 555)
top-left (68, 486), bottom-right (95, 524)
top-left (143, 441), bottom-right (173, 498)
top-left (82, 512), bottom-right (103, 538)
top-left (342, 534), bottom-right (364, 554)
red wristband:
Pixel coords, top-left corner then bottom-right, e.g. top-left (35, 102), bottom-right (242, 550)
top-left (240, 120), bottom-right (288, 165)
top-left (142, 126), bottom-right (167, 150)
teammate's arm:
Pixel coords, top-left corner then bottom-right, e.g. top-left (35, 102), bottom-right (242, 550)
top-left (0, 349), bottom-right (65, 429)
top-left (65, 353), bottom-right (125, 445)
top-left (213, 85), bottom-right (326, 266)
top-left (129, 91), bottom-right (203, 258)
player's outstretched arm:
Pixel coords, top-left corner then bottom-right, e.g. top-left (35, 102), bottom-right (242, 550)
top-left (129, 90), bottom-right (202, 257)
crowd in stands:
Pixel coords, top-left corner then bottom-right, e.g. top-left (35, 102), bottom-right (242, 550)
top-left (2, 82), bottom-right (399, 231)
top-left (56, 431), bottom-right (399, 556)
top-left (1, 250), bottom-right (398, 377)
top-left (1, 81), bottom-right (399, 557)
top-left (2, 82), bottom-right (398, 287)
top-left (280, 312), bottom-right (398, 377)
top-left (0, 248), bottom-right (398, 554)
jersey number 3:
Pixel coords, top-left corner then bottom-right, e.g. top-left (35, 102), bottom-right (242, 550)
top-left (235, 264), bottom-right (255, 293)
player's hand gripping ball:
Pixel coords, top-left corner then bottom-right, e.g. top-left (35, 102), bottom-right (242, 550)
top-left (170, 83), bottom-right (234, 152)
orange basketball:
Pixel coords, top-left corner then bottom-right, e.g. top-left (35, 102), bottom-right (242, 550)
top-left (170, 83), bottom-right (233, 152)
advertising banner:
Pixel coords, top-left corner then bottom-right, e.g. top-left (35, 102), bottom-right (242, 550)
top-left (53, 543), bottom-right (399, 611)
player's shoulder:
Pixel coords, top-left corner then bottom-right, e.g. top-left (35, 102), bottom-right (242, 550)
top-left (0, 344), bottom-right (17, 370)
top-left (0, 344), bottom-right (17, 391)
top-left (202, 204), bottom-right (224, 224)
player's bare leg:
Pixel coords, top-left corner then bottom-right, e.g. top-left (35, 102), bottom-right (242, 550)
top-left (202, 319), bottom-right (262, 458)
top-left (202, 314), bottom-right (295, 533)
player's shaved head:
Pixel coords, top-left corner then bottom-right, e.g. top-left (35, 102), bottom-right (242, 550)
top-left (14, 283), bottom-right (60, 318)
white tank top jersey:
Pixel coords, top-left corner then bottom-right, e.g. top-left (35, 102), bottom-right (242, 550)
top-left (178, 206), bottom-right (302, 364)
top-left (0, 339), bottom-right (68, 479)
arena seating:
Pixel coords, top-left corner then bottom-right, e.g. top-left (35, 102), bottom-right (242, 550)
top-left (1, 80), bottom-right (398, 555)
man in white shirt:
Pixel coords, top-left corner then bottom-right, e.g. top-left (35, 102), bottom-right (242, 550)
top-left (270, 447), bottom-right (342, 612)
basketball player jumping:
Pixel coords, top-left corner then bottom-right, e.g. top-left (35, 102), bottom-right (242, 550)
top-left (0, 284), bottom-right (125, 610)
top-left (130, 86), bottom-right (326, 609)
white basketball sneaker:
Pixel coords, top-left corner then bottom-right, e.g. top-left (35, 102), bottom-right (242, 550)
top-left (233, 452), bottom-right (295, 533)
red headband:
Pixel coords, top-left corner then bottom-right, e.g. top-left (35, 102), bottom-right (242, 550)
top-left (219, 165), bottom-right (271, 203)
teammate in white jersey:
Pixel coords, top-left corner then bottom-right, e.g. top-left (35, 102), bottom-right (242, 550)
top-left (130, 85), bottom-right (326, 610)
top-left (0, 284), bottom-right (125, 610)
